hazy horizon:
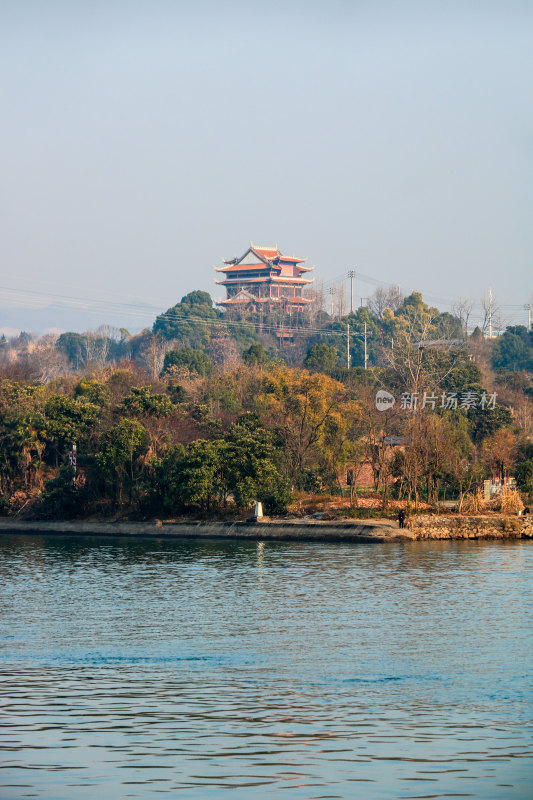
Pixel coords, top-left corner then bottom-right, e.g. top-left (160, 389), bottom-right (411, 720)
top-left (1, 0), bottom-right (532, 335)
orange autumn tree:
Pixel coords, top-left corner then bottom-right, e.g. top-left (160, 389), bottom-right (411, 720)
top-left (482, 427), bottom-right (517, 482)
top-left (255, 366), bottom-right (362, 488)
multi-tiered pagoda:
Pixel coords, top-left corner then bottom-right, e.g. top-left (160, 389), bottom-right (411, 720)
top-left (215, 243), bottom-right (314, 315)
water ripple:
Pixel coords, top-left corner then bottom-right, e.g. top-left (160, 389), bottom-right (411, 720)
top-left (0, 535), bottom-right (532, 799)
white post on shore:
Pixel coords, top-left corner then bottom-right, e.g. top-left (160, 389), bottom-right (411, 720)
top-left (254, 501), bottom-right (263, 519)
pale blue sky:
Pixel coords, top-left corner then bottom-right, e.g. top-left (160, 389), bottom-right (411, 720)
top-left (1, 0), bottom-right (532, 333)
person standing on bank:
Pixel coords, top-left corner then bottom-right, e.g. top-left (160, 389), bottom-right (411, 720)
top-left (398, 509), bottom-right (406, 529)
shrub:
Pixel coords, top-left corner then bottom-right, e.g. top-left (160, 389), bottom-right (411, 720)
top-left (497, 488), bottom-right (524, 515)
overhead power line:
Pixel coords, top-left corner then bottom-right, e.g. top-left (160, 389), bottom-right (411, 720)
top-left (0, 284), bottom-right (371, 340)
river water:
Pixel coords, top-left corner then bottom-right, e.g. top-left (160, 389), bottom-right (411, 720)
top-left (0, 534), bottom-right (531, 799)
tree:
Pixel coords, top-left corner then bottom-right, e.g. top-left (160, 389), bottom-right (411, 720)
top-left (162, 348), bottom-right (214, 377)
top-left (74, 378), bottom-right (110, 407)
top-left (224, 413), bottom-right (289, 512)
top-left (257, 366), bottom-right (360, 486)
top-left (468, 403), bottom-right (513, 443)
top-left (120, 387), bottom-right (175, 417)
top-left (345, 307), bottom-right (380, 367)
top-left (166, 439), bottom-right (226, 512)
top-left (303, 343), bottom-right (337, 373)
top-left (381, 298), bottom-right (466, 397)
top-left (40, 466), bottom-right (82, 518)
top-left (56, 332), bottom-right (87, 368)
top-left (368, 286), bottom-right (403, 318)
top-left (83, 333), bottom-right (111, 367)
top-left (480, 291), bottom-right (503, 337)
top-left (0, 409), bottom-right (47, 493)
top-left (27, 334), bottom-right (68, 383)
top-left (97, 418), bottom-right (149, 505)
top-left (153, 291), bottom-right (220, 347)
top-left (516, 460), bottom-right (533, 494)
top-left (492, 328), bottom-right (533, 372)
top-left (242, 343), bottom-right (271, 366)
top-left (141, 334), bottom-right (172, 379)
top-left (452, 298), bottom-right (474, 338)
top-left (43, 395), bottom-right (100, 465)
top-left (206, 333), bottom-right (242, 371)
top-left (482, 428), bottom-right (517, 482)
top-left (442, 360), bottom-right (483, 393)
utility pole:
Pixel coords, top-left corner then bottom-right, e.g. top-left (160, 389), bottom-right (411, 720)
top-left (364, 322), bottom-right (368, 370)
top-left (347, 323), bottom-right (350, 369)
top-left (348, 270), bottom-right (355, 313)
top-left (525, 303), bottom-right (532, 332)
top-left (488, 287), bottom-right (493, 339)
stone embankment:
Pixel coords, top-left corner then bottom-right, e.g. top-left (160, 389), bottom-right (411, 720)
top-left (407, 514), bottom-right (533, 540)
top-left (0, 515), bottom-right (531, 543)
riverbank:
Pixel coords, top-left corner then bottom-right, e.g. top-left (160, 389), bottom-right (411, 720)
top-left (0, 515), bottom-right (531, 542)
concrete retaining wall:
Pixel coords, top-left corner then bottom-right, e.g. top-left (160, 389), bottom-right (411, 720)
top-left (0, 515), bottom-right (531, 543)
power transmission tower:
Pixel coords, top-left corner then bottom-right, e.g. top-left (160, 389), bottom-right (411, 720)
top-left (348, 270), bottom-right (355, 313)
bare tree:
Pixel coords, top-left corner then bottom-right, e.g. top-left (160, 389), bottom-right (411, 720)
top-left (514, 397), bottom-right (533, 438)
top-left (452, 298), bottom-right (474, 338)
top-left (206, 333), bottom-right (242, 371)
top-left (95, 324), bottom-right (122, 342)
top-left (26, 334), bottom-right (69, 383)
top-left (382, 307), bottom-right (455, 395)
top-left (368, 286), bottom-right (404, 318)
top-left (96, 336), bottom-right (110, 367)
top-left (141, 334), bottom-right (173, 379)
top-left (304, 280), bottom-right (327, 328)
top-left (480, 290), bottom-right (503, 338)
top-left (337, 284), bottom-right (346, 318)
top-left (83, 333), bottom-right (110, 367)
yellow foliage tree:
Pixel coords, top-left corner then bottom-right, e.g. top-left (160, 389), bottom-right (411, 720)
top-left (255, 366), bottom-right (362, 485)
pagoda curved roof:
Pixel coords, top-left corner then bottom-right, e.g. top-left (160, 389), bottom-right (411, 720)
top-left (221, 244), bottom-right (309, 268)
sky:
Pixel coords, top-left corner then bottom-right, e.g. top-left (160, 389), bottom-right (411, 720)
top-left (1, 0), bottom-right (532, 335)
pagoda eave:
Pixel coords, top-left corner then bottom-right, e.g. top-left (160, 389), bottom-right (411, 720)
top-left (216, 277), bottom-right (314, 286)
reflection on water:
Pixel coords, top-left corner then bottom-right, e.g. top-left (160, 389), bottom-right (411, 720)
top-left (0, 535), bottom-right (532, 799)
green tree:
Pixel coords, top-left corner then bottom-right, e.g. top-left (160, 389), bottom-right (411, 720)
top-left (492, 328), bottom-right (533, 372)
top-left (74, 378), bottom-right (110, 407)
top-left (43, 395), bottom-right (100, 465)
top-left (40, 466), bottom-right (81, 518)
top-left (467, 403), bottom-right (513, 443)
top-left (225, 413), bottom-right (289, 512)
top-left (516, 460), bottom-right (533, 494)
top-left (167, 439), bottom-right (226, 512)
top-left (97, 418), bottom-right (149, 505)
top-left (153, 291), bottom-right (220, 347)
top-left (304, 343), bottom-right (337, 373)
top-left (56, 332), bottom-right (87, 366)
top-left (242, 343), bottom-right (271, 366)
top-left (345, 307), bottom-right (380, 367)
top-left (442, 360), bottom-right (483, 393)
top-left (120, 387), bottom-right (175, 417)
top-left (162, 348), bottom-right (214, 377)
